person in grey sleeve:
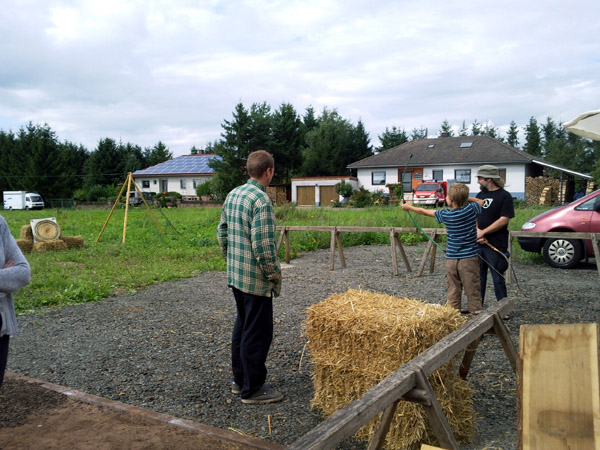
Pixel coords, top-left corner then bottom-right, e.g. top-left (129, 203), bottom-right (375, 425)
top-left (0, 215), bottom-right (31, 388)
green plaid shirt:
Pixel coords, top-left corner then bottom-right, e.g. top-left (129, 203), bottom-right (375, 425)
top-left (217, 179), bottom-right (281, 297)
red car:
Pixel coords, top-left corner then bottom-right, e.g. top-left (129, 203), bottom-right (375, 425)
top-left (517, 189), bottom-right (600, 268)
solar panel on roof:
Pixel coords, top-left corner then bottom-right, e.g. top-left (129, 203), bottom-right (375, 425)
top-left (132, 155), bottom-right (221, 175)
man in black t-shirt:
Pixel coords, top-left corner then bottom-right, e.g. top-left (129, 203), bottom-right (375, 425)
top-left (475, 165), bottom-right (514, 305)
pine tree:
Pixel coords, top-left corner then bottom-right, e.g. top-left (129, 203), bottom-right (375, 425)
top-left (506, 121), bottom-right (519, 148)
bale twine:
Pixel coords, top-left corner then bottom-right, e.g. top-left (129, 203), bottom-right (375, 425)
top-left (305, 289), bottom-right (474, 449)
top-left (19, 225), bottom-right (34, 241)
top-left (60, 236), bottom-right (85, 249)
top-left (16, 239), bottom-right (33, 254)
top-left (33, 239), bottom-right (68, 253)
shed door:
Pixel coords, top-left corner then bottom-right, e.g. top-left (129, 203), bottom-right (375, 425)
top-left (319, 186), bottom-right (338, 206)
top-left (297, 186), bottom-right (315, 206)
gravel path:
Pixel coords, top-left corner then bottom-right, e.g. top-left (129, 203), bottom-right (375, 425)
top-left (9, 244), bottom-right (600, 449)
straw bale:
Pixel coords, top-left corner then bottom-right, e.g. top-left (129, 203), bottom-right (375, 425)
top-left (305, 289), bottom-right (474, 449)
top-left (60, 235), bottom-right (85, 249)
top-left (32, 239), bottom-right (68, 253)
top-left (16, 239), bottom-right (33, 254)
top-left (20, 225), bottom-right (34, 241)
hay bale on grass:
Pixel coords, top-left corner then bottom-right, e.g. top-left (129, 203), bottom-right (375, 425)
top-left (33, 239), bottom-right (68, 253)
top-left (20, 225), bottom-right (33, 241)
top-left (305, 289), bottom-right (474, 449)
top-left (16, 239), bottom-right (33, 254)
top-left (60, 235), bottom-right (85, 249)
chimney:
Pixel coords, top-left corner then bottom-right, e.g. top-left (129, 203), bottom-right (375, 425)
top-left (440, 132), bottom-right (450, 138)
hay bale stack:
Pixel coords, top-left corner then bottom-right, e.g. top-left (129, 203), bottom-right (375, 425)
top-left (33, 240), bottom-right (68, 253)
top-left (306, 289), bottom-right (474, 449)
top-left (16, 239), bottom-right (33, 254)
top-left (20, 225), bottom-right (34, 241)
top-left (59, 235), bottom-right (85, 249)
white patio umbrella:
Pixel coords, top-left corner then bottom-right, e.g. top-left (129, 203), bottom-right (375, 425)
top-left (562, 109), bottom-right (600, 141)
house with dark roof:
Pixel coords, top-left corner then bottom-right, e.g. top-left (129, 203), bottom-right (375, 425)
top-left (132, 154), bottom-right (221, 200)
top-left (347, 135), bottom-right (591, 200)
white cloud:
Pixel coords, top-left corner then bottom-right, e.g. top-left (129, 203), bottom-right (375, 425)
top-left (0, 0), bottom-right (599, 155)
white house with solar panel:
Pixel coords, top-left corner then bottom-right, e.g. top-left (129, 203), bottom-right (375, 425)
top-left (132, 154), bottom-right (222, 200)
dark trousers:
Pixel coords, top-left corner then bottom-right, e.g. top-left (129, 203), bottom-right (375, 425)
top-left (478, 246), bottom-right (509, 304)
top-left (0, 316), bottom-right (9, 389)
top-left (231, 287), bottom-right (273, 399)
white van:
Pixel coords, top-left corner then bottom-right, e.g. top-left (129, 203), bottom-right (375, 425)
top-left (3, 191), bottom-right (45, 210)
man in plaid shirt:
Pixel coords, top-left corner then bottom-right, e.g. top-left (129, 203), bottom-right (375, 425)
top-left (217, 150), bottom-right (283, 404)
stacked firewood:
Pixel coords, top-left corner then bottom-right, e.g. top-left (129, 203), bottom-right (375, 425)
top-left (525, 176), bottom-right (560, 205)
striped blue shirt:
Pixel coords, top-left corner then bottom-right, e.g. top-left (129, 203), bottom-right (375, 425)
top-left (434, 203), bottom-right (482, 259)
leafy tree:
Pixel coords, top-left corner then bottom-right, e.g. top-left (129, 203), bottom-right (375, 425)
top-left (272, 102), bottom-right (303, 184)
top-left (209, 102), bottom-right (254, 197)
top-left (302, 106), bottom-right (319, 134)
top-left (300, 108), bottom-right (371, 176)
top-left (377, 126), bottom-right (408, 152)
top-left (523, 117), bottom-right (542, 157)
top-left (482, 122), bottom-right (501, 140)
top-left (471, 119), bottom-right (482, 136)
top-left (144, 141), bottom-right (172, 167)
top-left (506, 121), bottom-right (519, 148)
top-left (410, 127), bottom-right (427, 140)
top-left (438, 119), bottom-right (454, 137)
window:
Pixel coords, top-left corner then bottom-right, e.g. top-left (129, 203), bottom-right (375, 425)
top-left (402, 171), bottom-right (412, 194)
top-left (193, 179), bottom-right (201, 189)
top-left (459, 142), bottom-right (473, 148)
top-left (414, 172), bottom-right (422, 181)
top-left (153, 180), bottom-right (157, 185)
top-left (428, 144), bottom-right (435, 148)
top-left (432, 170), bottom-right (443, 181)
top-left (576, 196), bottom-right (598, 211)
top-left (180, 179), bottom-right (187, 189)
top-left (455, 169), bottom-right (471, 183)
top-left (371, 171), bottom-right (386, 185)
top-left (142, 180), bottom-right (150, 189)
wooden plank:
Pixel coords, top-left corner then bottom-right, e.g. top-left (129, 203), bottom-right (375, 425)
top-left (390, 230), bottom-right (399, 276)
top-left (417, 231), bottom-right (437, 276)
top-left (492, 311), bottom-right (518, 374)
top-left (414, 369), bottom-right (459, 450)
top-left (367, 400), bottom-right (399, 450)
top-left (329, 228), bottom-right (336, 271)
top-left (335, 231), bottom-right (346, 268)
top-left (284, 230), bottom-right (290, 264)
top-left (428, 230), bottom-right (438, 274)
top-left (421, 445), bottom-right (445, 450)
top-left (288, 299), bottom-right (514, 449)
top-left (459, 338), bottom-right (480, 379)
top-left (276, 227), bottom-right (285, 252)
top-left (520, 323), bottom-right (600, 450)
top-left (394, 233), bottom-right (412, 272)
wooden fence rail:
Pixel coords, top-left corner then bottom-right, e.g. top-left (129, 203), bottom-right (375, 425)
top-left (287, 298), bottom-right (516, 450)
top-left (276, 226), bottom-right (600, 278)
top-left (276, 226), bottom-right (447, 276)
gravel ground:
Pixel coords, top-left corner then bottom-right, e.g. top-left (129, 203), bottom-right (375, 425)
top-left (8, 244), bottom-right (600, 449)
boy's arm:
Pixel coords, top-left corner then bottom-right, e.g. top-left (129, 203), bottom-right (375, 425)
top-left (402, 202), bottom-right (436, 217)
top-left (468, 197), bottom-right (484, 207)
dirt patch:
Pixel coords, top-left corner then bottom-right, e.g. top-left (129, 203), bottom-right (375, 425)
top-left (0, 375), bottom-right (280, 450)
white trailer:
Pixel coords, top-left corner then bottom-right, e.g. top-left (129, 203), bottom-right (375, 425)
top-left (3, 191), bottom-right (45, 210)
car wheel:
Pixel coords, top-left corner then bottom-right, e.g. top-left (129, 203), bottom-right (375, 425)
top-left (542, 238), bottom-right (582, 269)
top-left (25, 206), bottom-right (29, 210)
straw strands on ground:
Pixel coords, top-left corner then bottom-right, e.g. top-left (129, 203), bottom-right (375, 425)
top-left (305, 289), bottom-right (474, 449)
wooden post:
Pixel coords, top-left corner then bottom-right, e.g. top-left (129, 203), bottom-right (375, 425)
top-left (285, 229), bottom-right (290, 263)
top-left (459, 338), bottom-right (480, 379)
top-left (390, 230), bottom-right (399, 276)
top-left (329, 227), bottom-right (337, 271)
top-left (429, 230), bottom-right (438, 274)
top-left (335, 230), bottom-right (346, 268)
top-left (96, 177), bottom-right (129, 243)
top-left (394, 233), bottom-right (411, 273)
top-left (277, 227), bottom-right (286, 252)
top-left (414, 368), bottom-right (459, 450)
top-left (417, 230), bottom-right (438, 277)
top-left (367, 400), bottom-right (399, 450)
top-left (492, 311), bottom-right (518, 374)
top-left (122, 172), bottom-right (133, 243)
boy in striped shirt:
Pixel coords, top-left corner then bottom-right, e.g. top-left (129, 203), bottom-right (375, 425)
top-left (402, 183), bottom-right (484, 316)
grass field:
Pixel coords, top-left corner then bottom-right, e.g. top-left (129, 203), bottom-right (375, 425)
top-left (3, 203), bottom-right (548, 312)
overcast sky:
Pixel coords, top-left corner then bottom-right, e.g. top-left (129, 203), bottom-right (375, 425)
top-left (1, 0), bottom-right (599, 157)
